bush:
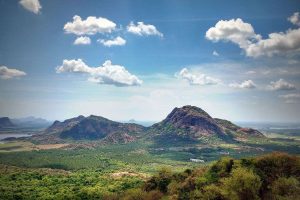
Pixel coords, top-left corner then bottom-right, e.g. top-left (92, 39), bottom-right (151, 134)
top-left (143, 168), bottom-right (172, 193)
top-left (207, 157), bottom-right (234, 182)
top-left (253, 152), bottom-right (300, 195)
top-left (221, 167), bottom-right (261, 200)
top-left (270, 177), bottom-right (300, 200)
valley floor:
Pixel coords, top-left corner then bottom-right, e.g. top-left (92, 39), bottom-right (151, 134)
top-left (0, 129), bottom-right (299, 199)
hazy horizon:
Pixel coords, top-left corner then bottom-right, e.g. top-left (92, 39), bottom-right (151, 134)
top-left (2, 107), bottom-right (300, 124)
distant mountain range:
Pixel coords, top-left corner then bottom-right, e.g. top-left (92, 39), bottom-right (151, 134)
top-left (11, 116), bottom-right (51, 128)
top-left (0, 117), bottom-right (15, 128)
top-left (0, 116), bottom-right (51, 129)
top-left (30, 105), bottom-right (264, 144)
top-left (122, 119), bottom-right (156, 127)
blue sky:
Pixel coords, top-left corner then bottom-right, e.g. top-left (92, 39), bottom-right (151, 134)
top-left (0, 0), bottom-right (300, 122)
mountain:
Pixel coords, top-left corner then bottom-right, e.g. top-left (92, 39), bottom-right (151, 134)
top-left (33, 105), bottom-right (263, 145)
top-left (0, 117), bottom-right (15, 128)
top-left (214, 118), bottom-right (264, 137)
top-left (11, 116), bottom-right (51, 128)
top-left (43, 115), bottom-right (146, 142)
top-left (149, 106), bottom-right (226, 137)
top-left (148, 105), bottom-right (264, 142)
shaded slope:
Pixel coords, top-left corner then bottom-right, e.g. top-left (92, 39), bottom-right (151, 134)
top-left (0, 117), bottom-right (15, 128)
top-left (43, 115), bottom-right (145, 143)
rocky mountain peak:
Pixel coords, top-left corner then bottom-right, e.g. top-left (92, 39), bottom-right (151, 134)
top-left (151, 105), bottom-right (225, 138)
top-left (164, 105), bottom-right (215, 128)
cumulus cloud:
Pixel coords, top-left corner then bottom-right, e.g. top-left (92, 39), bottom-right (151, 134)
top-left (176, 68), bottom-right (220, 86)
top-left (64, 15), bottom-right (116, 35)
top-left (127, 22), bottom-right (163, 37)
top-left (279, 93), bottom-right (300, 104)
top-left (98, 36), bottom-right (126, 47)
top-left (206, 15), bottom-right (300, 58)
top-left (212, 50), bottom-right (219, 56)
top-left (206, 18), bottom-right (260, 49)
top-left (267, 79), bottom-right (296, 91)
top-left (19, 0), bottom-right (41, 14)
top-left (56, 59), bottom-right (142, 87)
top-left (288, 12), bottom-right (300, 26)
top-left (73, 36), bottom-right (91, 45)
top-left (245, 28), bottom-right (300, 57)
top-left (229, 80), bottom-right (256, 89)
top-left (0, 66), bottom-right (26, 79)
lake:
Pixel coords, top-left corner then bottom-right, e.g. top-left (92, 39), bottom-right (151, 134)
top-left (0, 133), bottom-right (32, 141)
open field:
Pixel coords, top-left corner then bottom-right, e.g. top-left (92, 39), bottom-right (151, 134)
top-left (0, 131), bottom-right (299, 172)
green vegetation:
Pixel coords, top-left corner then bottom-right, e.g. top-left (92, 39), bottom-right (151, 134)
top-left (0, 152), bottom-right (299, 199)
top-left (0, 165), bottom-right (144, 200)
top-left (0, 121), bottom-right (299, 199)
top-left (0, 141), bottom-right (35, 152)
top-left (121, 152), bottom-right (300, 200)
top-left (0, 141), bottom-right (199, 172)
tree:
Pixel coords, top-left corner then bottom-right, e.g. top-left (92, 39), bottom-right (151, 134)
top-left (270, 177), bottom-right (300, 200)
top-left (208, 157), bottom-right (234, 183)
top-left (221, 167), bottom-right (261, 200)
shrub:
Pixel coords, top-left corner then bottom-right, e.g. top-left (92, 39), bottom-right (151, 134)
top-left (221, 167), bottom-right (261, 200)
top-left (270, 177), bottom-right (300, 200)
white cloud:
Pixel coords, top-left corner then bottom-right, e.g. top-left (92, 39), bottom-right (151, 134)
top-left (206, 18), bottom-right (260, 49)
top-left (229, 80), bottom-right (256, 89)
top-left (176, 68), bottom-right (220, 86)
top-left (245, 28), bottom-right (300, 57)
top-left (56, 59), bottom-right (91, 73)
top-left (288, 12), bottom-right (300, 26)
top-left (206, 15), bottom-right (300, 58)
top-left (245, 70), bottom-right (256, 75)
top-left (98, 36), bottom-right (126, 47)
top-left (127, 22), bottom-right (163, 37)
top-left (279, 93), bottom-right (300, 104)
top-left (73, 36), bottom-right (91, 45)
top-left (19, 0), bottom-right (41, 14)
top-left (267, 79), bottom-right (296, 91)
top-left (212, 50), bottom-right (219, 56)
top-left (56, 59), bottom-right (142, 87)
top-left (64, 15), bottom-right (116, 35)
top-left (0, 66), bottom-right (26, 79)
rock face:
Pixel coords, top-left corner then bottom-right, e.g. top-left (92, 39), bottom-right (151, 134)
top-left (236, 128), bottom-right (264, 137)
top-left (45, 115), bottom-right (85, 134)
top-left (45, 115), bottom-right (145, 142)
top-left (214, 118), bottom-right (241, 132)
top-left (214, 118), bottom-right (264, 137)
top-left (0, 117), bottom-right (15, 128)
top-left (149, 106), bottom-right (226, 138)
top-left (149, 105), bottom-right (264, 140)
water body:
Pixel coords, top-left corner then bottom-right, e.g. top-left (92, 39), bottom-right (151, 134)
top-left (0, 133), bottom-right (32, 141)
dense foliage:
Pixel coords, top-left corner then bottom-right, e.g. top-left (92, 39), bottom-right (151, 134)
top-left (0, 165), bottom-right (144, 200)
top-left (0, 152), bottom-right (299, 200)
top-left (132, 152), bottom-right (300, 200)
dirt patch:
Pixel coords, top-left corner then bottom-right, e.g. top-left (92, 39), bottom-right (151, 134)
top-left (34, 143), bottom-right (69, 150)
top-left (111, 171), bottom-right (148, 179)
top-left (235, 137), bottom-right (248, 142)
